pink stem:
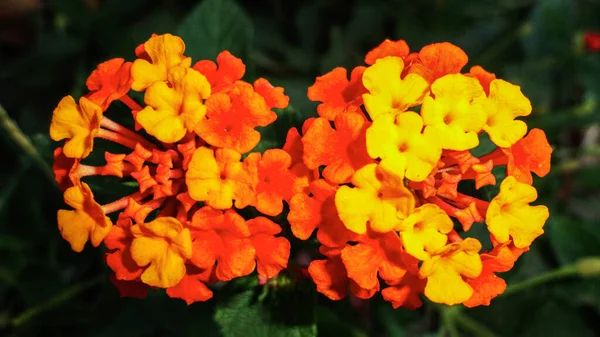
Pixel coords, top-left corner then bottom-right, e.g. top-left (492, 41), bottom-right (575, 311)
top-left (100, 117), bottom-right (157, 150)
top-left (101, 190), bottom-right (149, 214)
top-left (97, 128), bottom-right (139, 150)
top-left (119, 95), bottom-right (144, 111)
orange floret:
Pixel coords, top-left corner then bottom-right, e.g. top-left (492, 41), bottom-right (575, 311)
top-left (464, 243), bottom-right (527, 307)
top-left (365, 39), bottom-right (410, 65)
top-left (247, 216), bottom-right (290, 278)
top-left (253, 78), bottom-right (290, 109)
top-left (288, 179), bottom-right (358, 247)
top-left (503, 128), bottom-right (552, 184)
top-left (408, 42), bottom-right (468, 84)
top-left (308, 247), bottom-right (351, 300)
top-left (189, 207), bottom-right (256, 281)
top-left (244, 149), bottom-right (305, 216)
top-left (193, 50), bottom-right (246, 93)
top-left (307, 66), bottom-right (367, 121)
top-left (195, 81), bottom-right (277, 153)
top-left (469, 65), bottom-right (496, 95)
top-left (85, 58), bottom-right (133, 111)
top-left (302, 112), bottom-right (373, 184)
top-left (104, 215), bottom-right (143, 281)
top-left (381, 273), bottom-right (426, 309)
top-left (166, 264), bottom-right (216, 304)
top-left (341, 230), bottom-right (418, 291)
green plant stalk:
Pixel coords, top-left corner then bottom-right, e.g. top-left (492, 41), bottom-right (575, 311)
top-left (442, 307), bottom-right (460, 337)
top-left (454, 313), bottom-right (499, 337)
top-left (11, 276), bottom-right (103, 328)
top-left (0, 104), bottom-right (55, 184)
top-left (502, 264), bottom-right (579, 297)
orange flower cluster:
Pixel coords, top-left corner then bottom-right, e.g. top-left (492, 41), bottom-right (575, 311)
top-left (50, 33), bottom-right (295, 304)
top-left (50, 34), bottom-right (553, 309)
top-left (293, 39), bottom-right (552, 307)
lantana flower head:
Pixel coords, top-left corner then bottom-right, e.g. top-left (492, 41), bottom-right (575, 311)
top-left (298, 38), bottom-right (552, 308)
top-left (50, 33), bottom-right (291, 304)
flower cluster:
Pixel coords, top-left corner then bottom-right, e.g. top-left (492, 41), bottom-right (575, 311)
top-left (50, 33), bottom-right (297, 304)
top-left (50, 34), bottom-right (553, 308)
top-left (291, 39), bottom-right (552, 307)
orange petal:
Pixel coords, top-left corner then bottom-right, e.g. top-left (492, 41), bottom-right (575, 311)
top-left (381, 277), bottom-right (425, 309)
top-left (341, 243), bottom-right (382, 290)
top-left (53, 147), bottom-right (76, 191)
top-left (249, 216), bottom-right (290, 278)
top-left (283, 127), bottom-right (304, 167)
top-left (412, 42), bottom-right (468, 83)
top-left (193, 51), bottom-right (245, 92)
top-left (469, 65), bottom-right (496, 96)
top-left (254, 78), bottom-right (289, 109)
top-left (463, 266), bottom-right (506, 308)
top-left (166, 264), bottom-right (215, 304)
top-left (307, 67), bottom-right (366, 121)
top-left (86, 58), bottom-right (133, 111)
top-left (504, 128), bottom-right (552, 185)
top-left (215, 238), bottom-right (256, 281)
top-left (308, 255), bottom-right (348, 300)
top-left (365, 39), bottom-right (410, 65)
top-left (105, 220), bottom-right (143, 281)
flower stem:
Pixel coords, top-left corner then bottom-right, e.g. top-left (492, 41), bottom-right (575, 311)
top-left (10, 276), bottom-right (103, 328)
top-left (441, 307), bottom-right (460, 337)
top-left (454, 313), bottom-right (499, 337)
top-left (501, 263), bottom-right (579, 297)
top-left (0, 104), bottom-right (55, 184)
top-left (120, 94), bottom-right (144, 111)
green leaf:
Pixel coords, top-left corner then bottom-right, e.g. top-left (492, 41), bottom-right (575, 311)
top-left (215, 283), bottom-right (317, 337)
top-left (521, 0), bottom-right (576, 58)
top-left (547, 215), bottom-right (600, 265)
top-left (176, 0), bottom-right (253, 62)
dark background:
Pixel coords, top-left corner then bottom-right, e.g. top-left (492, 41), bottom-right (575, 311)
top-left (1, 0), bottom-right (600, 336)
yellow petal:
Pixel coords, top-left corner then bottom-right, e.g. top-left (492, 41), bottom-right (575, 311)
top-left (132, 216), bottom-right (183, 239)
top-left (130, 236), bottom-right (168, 266)
top-left (486, 176), bottom-right (549, 248)
top-left (185, 147), bottom-right (250, 209)
top-left (422, 259), bottom-right (475, 305)
top-left (130, 217), bottom-right (192, 288)
top-left (131, 34), bottom-right (192, 91)
top-left (137, 66), bottom-right (210, 143)
top-left (420, 238), bottom-right (482, 305)
top-left (420, 74), bottom-right (486, 151)
top-left (365, 113), bottom-right (401, 160)
top-left (50, 96), bottom-right (102, 158)
top-left (136, 105), bottom-right (186, 143)
top-left (483, 79), bottom-right (532, 147)
top-left (57, 182), bottom-right (112, 252)
top-left (399, 204), bottom-right (453, 260)
top-left (367, 112), bottom-right (441, 182)
top-left (362, 57), bottom-right (429, 120)
top-left (335, 185), bottom-right (377, 234)
top-left (335, 163), bottom-right (415, 234)
top-left (141, 248), bottom-right (186, 288)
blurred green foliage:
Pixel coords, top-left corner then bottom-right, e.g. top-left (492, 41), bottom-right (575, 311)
top-left (1, 0), bottom-right (600, 336)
